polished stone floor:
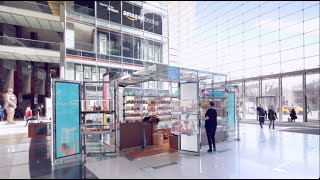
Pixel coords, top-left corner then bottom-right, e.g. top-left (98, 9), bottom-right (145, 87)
top-left (0, 123), bottom-right (319, 179)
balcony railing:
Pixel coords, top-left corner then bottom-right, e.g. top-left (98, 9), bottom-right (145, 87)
top-left (66, 39), bottom-right (94, 52)
top-left (66, 3), bottom-right (95, 17)
top-left (0, 36), bottom-right (60, 51)
top-left (0, 1), bottom-right (60, 15)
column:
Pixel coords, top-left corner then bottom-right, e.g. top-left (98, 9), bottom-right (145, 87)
top-left (45, 63), bottom-right (51, 98)
top-left (279, 76), bottom-right (283, 121)
top-left (13, 61), bottom-right (22, 108)
top-left (303, 73), bottom-right (307, 122)
top-left (31, 62), bottom-right (38, 109)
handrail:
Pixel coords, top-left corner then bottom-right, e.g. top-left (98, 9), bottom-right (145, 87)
top-left (0, 36), bottom-right (60, 51)
top-left (67, 4), bottom-right (95, 17)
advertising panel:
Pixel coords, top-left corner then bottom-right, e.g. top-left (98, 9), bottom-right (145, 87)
top-left (53, 81), bottom-right (80, 160)
top-left (97, 1), bottom-right (162, 35)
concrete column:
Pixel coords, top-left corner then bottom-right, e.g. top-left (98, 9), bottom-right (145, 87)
top-left (13, 61), bottom-right (22, 108)
top-left (279, 76), bottom-right (283, 121)
top-left (45, 63), bottom-right (51, 98)
top-left (31, 62), bottom-right (38, 109)
top-left (303, 73), bottom-right (307, 122)
top-left (243, 81), bottom-right (246, 120)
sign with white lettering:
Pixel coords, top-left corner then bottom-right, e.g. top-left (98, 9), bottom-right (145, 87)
top-left (97, 1), bottom-right (162, 35)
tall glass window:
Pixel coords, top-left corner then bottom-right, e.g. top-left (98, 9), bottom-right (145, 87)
top-left (154, 42), bottom-right (162, 63)
top-left (282, 75), bottom-right (303, 122)
top-left (306, 73), bottom-right (320, 121)
top-left (244, 81), bottom-right (260, 120)
top-left (75, 64), bottom-right (83, 82)
top-left (99, 33), bottom-right (107, 54)
top-left (110, 31), bottom-right (121, 56)
top-left (134, 37), bottom-right (142, 59)
top-left (83, 66), bottom-right (92, 81)
top-left (122, 34), bottom-right (133, 58)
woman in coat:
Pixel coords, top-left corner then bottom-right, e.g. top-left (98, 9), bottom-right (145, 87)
top-left (290, 108), bottom-right (297, 122)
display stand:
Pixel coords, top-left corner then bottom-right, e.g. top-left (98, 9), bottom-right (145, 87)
top-left (80, 81), bottom-right (117, 157)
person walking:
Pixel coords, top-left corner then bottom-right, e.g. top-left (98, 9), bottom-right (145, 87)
top-left (202, 102), bottom-right (218, 153)
top-left (0, 105), bottom-right (4, 121)
top-left (268, 105), bottom-right (278, 129)
top-left (257, 104), bottom-right (267, 129)
top-left (290, 107), bottom-right (297, 122)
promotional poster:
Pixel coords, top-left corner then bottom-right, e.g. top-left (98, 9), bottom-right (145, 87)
top-left (54, 81), bottom-right (80, 159)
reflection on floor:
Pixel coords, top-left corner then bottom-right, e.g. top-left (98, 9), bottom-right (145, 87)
top-left (122, 140), bottom-right (177, 161)
top-left (0, 124), bottom-right (319, 179)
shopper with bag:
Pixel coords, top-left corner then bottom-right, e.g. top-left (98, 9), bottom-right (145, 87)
top-left (268, 105), bottom-right (278, 129)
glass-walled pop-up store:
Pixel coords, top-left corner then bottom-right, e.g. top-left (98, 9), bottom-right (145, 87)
top-left (115, 64), bottom-right (235, 156)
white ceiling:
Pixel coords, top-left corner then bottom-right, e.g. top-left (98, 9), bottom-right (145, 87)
top-left (0, 51), bottom-right (60, 63)
top-left (0, 11), bottom-right (63, 32)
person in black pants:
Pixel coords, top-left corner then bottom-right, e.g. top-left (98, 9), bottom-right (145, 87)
top-left (268, 105), bottom-right (278, 129)
top-left (203, 102), bottom-right (218, 153)
top-left (257, 104), bottom-right (267, 129)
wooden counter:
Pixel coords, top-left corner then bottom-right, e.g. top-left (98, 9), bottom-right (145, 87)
top-left (120, 122), bottom-right (153, 150)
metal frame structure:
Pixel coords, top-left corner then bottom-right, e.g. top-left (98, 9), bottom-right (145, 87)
top-left (114, 64), bottom-right (229, 156)
top-left (81, 80), bottom-right (117, 156)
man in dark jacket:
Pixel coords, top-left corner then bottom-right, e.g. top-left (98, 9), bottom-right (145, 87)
top-left (268, 105), bottom-right (278, 129)
top-left (257, 104), bottom-right (267, 129)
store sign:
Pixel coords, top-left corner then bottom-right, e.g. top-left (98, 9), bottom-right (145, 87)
top-left (99, 2), bottom-right (119, 13)
top-left (122, 10), bottom-right (159, 26)
top-left (53, 81), bottom-right (80, 160)
top-left (97, 1), bottom-right (162, 34)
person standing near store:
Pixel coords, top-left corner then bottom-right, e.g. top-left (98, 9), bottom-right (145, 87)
top-left (257, 104), bottom-right (267, 129)
top-left (268, 105), bottom-right (277, 129)
top-left (202, 102), bottom-right (217, 153)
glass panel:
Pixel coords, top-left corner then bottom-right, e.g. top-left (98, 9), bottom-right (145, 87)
top-left (110, 31), bottom-right (121, 56)
top-left (244, 81), bottom-right (259, 120)
top-left (306, 73), bottom-right (320, 121)
top-left (134, 37), bottom-right (142, 59)
top-left (99, 33), bottom-right (107, 54)
top-left (262, 78), bottom-right (280, 116)
top-left (122, 34), bottom-right (133, 58)
top-left (154, 41), bottom-right (162, 63)
top-left (122, 2), bottom-right (134, 28)
top-left (282, 75), bottom-right (303, 122)
top-left (84, 66), bottom-right (92, 81)
top-left (99, 68), bottom-right (107, 80)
